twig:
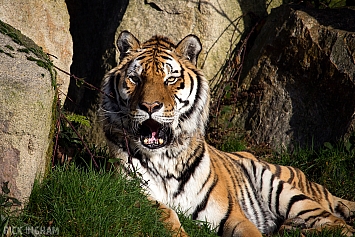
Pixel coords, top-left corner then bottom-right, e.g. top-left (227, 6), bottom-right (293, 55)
top-left (45, 58), bottom-right (115, 168)
top-left (60, 113), bottom-right (99, 169)
top-left (226, 20), bottom-right (259, 126)
top-left (52, 113), bottom-right (61, 168)
top-left (52, 91), bottom-right (62, 168)
top-left (208, 18), bottom-right (261, 145)
top-left (49, 62), bottom-right (114, 99)
top-left (120, 118), bottom-right (136, 174)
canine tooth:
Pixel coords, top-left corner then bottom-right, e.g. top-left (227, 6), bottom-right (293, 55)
top-left (158, 138), bottom-right (164, 144)
top-left (144, 138), bottom-right (148, 144)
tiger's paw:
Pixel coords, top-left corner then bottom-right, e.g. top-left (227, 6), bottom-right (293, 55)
top-left (151, 199), bottom-right (189, 237)
top-left (279, 217), bottom-right (354, 237)
top-left (278, 217), bottom-right (307, 236)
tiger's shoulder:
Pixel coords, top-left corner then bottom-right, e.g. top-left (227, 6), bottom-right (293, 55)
top-left (207, 144), bottom-right (260, 162)
top-left (230, 151), bottom-right (260, 161)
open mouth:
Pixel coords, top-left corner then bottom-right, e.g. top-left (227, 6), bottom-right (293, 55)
top-left (139, 119), bottom-right (170, 149)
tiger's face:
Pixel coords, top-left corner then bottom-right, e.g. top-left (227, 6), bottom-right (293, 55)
top-left (120, 49), bottom-right (188, 149)
top-left (102, 31), bottom-right (210, 152)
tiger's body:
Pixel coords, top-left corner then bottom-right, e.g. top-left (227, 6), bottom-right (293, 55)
top-left (101, 31), bottom-right (355, 237)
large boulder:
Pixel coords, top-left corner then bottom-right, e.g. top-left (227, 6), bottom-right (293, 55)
top-left (114, 0), bottom-right (282, 83)
top-left (0, 0), bottom-right (72, 100)
top-left (0, 22), bottom-right (56, 205)
top-left (237, 5), bottom-right (355, 150)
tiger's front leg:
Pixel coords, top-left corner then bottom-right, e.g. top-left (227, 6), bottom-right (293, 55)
top-left (278, 183), bottom-right (355, 236)
top-left (280, 216), bottom-right (354, 237)
top-left (149, 197), bottom-right (188, 237)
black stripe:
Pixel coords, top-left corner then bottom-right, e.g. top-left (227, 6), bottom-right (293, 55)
top-left (263, 162), bottom-right (271, 170)
top-left (296, 207), bottom-right (321, 217)
top-left (286, 166), bottom-right (295, 184)
top-left (308, 181), bottom-right (316, 198)
top-left (135, 55), bottom-right (147, 61)
top-left (274, 164), bottom-right (281, 178)
top-left (275, 182), bottom-right (284, 217)
top-left (217, 194), bottom-right (233, 236)
top-left (174, 95), bottom-right (189, 107)
top-left (239, 180), bottom-right (257, 218)
top-left (187, 71), bottom-right (194, 97)
top-left (178, 72), bottom-right (202, 123)
top-left (322, 185), bottom-right (334, 213)
top-left (308, 219), bottom-right (318, 228)
top-left (268, 174), bottom-right (275, 211)
top-left (251, 161), bottom-right (257, 180)
top-left (199, 169), bottom-right (212, 194)
top-left (173, 144), bottom-right (205, 197)
top-left (176, 81), bottom-right (185, 90)
top-left (239, 160), bottom-right (265, 226)
top-left (285, 194), bottom-right (310, 218)
top-left (305, 179), bottom-right (312, 196)
top-left (220, 153), bottom-right (240, 200)
top-left (212, 150), bottom-right (254, 234)
top-left (260, 167), bottom-right (266, 191)
top-left (305, 211), bottom-right (330, 226)
top-left (160, 55), bottom-right (171, 61)
top-left (191, 175), bottom-right (218, 219)
top-left (143, 39), bottom-right (173, 49)
top-left (296, 169), bottom-right (305, 192)
top-left (313, 181), bottom-right (322, 197)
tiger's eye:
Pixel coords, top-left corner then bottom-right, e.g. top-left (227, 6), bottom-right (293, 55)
top-left (165, 77), bottom-right (178, 85)
top-left (128, 76), bottom-right (140, 84)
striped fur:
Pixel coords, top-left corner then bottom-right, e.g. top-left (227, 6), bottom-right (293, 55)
top-left (100, 31), bottom-right (355, 237)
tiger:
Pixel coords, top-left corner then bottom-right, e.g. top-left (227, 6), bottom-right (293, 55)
top-left (100, 30), bottom-right (355, 237)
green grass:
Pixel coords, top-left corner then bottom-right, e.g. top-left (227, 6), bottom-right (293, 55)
top-left (2, 164), bottom-right (217, 237)
top-left (21, 165), bottom-right (173, 237)
top-left (217, 133), bottom-right (247, 152)
top-left (178, 212), bottom-right (218, 237)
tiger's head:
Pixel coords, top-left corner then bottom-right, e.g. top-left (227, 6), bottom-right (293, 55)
top-left (101, 31), bottom-right (209, 154)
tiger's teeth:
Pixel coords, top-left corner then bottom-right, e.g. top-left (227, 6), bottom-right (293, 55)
top-left (143, 138), bottom-right (164, 145)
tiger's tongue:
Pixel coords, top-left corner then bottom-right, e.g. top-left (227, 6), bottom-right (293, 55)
top-left (143, 119), bottom-right (163, 145)
top-left (147, 132), bottom-right (158, 143)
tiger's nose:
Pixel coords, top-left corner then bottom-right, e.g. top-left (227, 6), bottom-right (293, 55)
top-left (139, 101), bottom-right (163, 114)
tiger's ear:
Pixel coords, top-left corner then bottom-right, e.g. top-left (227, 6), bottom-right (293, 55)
top-left (116, 31), bottom-right (140, 60)
top-left (175, 35), bottom-right (202, 66)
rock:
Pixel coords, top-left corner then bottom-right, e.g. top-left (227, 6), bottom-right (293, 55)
top-left (62, 0), bottom-right (282, 145)
top-left (64, 0), bottom-right (129, 114)
top-left (0, 21), bottom-right (56, 205)
top-left (0, 0), bottom-right (72, 100)
top-left (238, 5), bottom-right (355, 150)
top-left (114, 0), bottom-right (283, 84)
top-left (63, 0), bottom-right (129, 146)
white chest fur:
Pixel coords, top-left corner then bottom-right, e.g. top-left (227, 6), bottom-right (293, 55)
top-left (129, 151), bottom-right (211, 214)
